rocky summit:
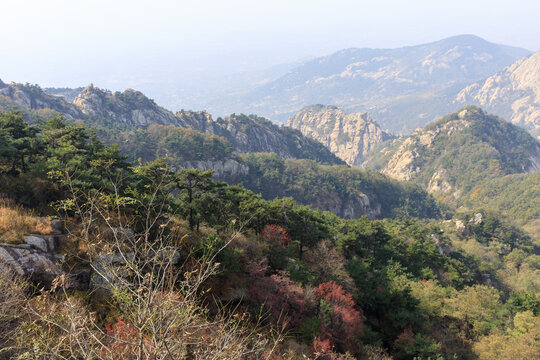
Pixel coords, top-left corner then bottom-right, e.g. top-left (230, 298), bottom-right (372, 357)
top-left (72, 84), bottom-right (183, 126)
top-left (371, 106), bottom-right (540, 202)
top-left (288, 105), bottom-right (392, 166)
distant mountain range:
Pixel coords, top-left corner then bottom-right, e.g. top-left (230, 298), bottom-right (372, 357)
top-left (186, 35), bottom-right (530, 133)
top-left (3, 35), bottom-right (537, 139)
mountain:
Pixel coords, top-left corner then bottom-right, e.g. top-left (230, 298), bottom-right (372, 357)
top-left (455, 51), bottom-right (540, 138)
top-left (288, 105), bottom-right (393, 166)
top-left (4, 107), bottom-right (537, 360)
top-left (0, 80), bottom-right (344, 165)
top-left (197, 35), bottom-right (530, 133)
top-left (0, 81), bottom-right (83, 118)
top-left (71, 84), bottom-right (190, 127)
top-left (364, 106), bottom-right (540, 228)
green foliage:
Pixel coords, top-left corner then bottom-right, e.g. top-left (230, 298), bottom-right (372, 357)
top-left (1, 109), bottom-right (537, 360)
top-left (238, 153), bottom-right (441, 219)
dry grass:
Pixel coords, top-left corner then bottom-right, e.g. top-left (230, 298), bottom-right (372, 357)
top-left (0, 205), bottom-right (52, 243)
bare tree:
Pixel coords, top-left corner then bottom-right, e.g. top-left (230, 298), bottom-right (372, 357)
top-left (8, 171), bottom-right (283, 360)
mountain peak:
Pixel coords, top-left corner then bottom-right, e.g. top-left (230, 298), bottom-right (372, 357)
top-left (288, 105), bottom-right (392, 166)
top-left (377, 107), bottom-right (539, 191)
top-left (229, 35), bottom-right (530, 128)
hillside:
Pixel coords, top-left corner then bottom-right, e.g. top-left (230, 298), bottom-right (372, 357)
top-left (234, 153), bottom-right (440, 219)
top-left (196, 35), bottom-right (530, 132)
top-left (455, 51), bottom-right (540, 138)
top-left (288, 105), bottom-right (393, 166)
top-left (0, 81), bottom-right (344, 165)
top-left (1, 109), bottom-right (538, 360)
top-left (364, 106), bottom-right (540, 228)
top-left (0, 81), bottom-right (84, 118)
top-left (100, 122), bottom-right (432, 219)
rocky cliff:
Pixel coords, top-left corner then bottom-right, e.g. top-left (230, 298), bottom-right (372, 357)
top-left (288, 105), bottom-right (392, 166)
top-left (455, 52), bottom-right (540, 138)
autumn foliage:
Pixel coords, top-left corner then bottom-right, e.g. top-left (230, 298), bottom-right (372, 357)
top-left (261, 224), bottom-right (291, 248)
top-left (100, 318), bottom-right (155, 360)
top-left (247, 260), bottom-right (306, 328)
top-left (315, 281), bottom-right (364, 353)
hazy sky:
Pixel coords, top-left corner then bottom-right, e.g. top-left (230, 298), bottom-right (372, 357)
top-left (1, 0), bottom-right (539, 89)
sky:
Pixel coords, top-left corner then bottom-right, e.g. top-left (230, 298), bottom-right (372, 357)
top-left (1, 0), bottom-right (539, 90)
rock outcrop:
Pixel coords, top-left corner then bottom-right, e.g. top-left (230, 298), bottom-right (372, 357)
top-left (382, 108), bottom-right (473, 182)
top-left (288, 105), bottom-right (392, 166)
top-left (455, 51), bottom-right (540, 138)
top-left (0, 243), bottom-right (63, 286)
top-left (73, 84), bottom-right (185, 126)
top-left (0, 82), bottom-right (83, 118)
top-left (179, 112), bottom-right (345, 165)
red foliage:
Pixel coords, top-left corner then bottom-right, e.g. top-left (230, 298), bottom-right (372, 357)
top-left (101, 318), bottom-right (154, 360)
top-left (313, 336), bottom-right (332, 353)
top-left (312, 337), bottom-right (355, 360)
top-left (315, 282), bottom-right (364, 353)
top-left (316, 282), bottom-right (356, 309)
top-left (247, 266), bottom-right (306, 328)
top-left (261, 224), bottom-right (291, 248)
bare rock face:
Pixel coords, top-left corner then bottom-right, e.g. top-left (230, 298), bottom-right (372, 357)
top-left (381, 108), bottom-right (474, 184)
top-left (455, 52), bottom-right (540, 138)
top-left (0, 244), bottom-right (63, 287)
top-left (288, 105), bottom-right (392, 166)
top-left (0, 82), bottom-right (83, 118)
top-left (175, 110), bottom-right (215, 131)
top-left (24, 235), bottom-right (58, 253)
top-left (72, 85), bottom-right (183, 126)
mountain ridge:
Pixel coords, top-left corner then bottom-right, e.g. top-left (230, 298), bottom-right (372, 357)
top-left (0, 80), bottom-right (344, 165)
top-left (362, 106), bottom-right (540, 228)
top-left (189, 35), bottom-right (531, 133)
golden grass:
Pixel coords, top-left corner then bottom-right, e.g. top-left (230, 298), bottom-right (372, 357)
top-left (0, 205), bottom-right (52, 243)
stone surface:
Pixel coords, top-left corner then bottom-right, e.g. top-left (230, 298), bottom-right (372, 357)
top-left (472, 213), bottom-right (483, 225)
top-left (455, 220), bottom-right (466, 233)
top-left (0, 244), bottom-right (63, 287)
top-left (288, 105), bottom-right (393, 166)
top-left (455, 51), bottom-right (540, 138)
top-left (24, 235), bottom-right (58, 253)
